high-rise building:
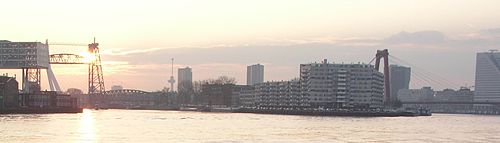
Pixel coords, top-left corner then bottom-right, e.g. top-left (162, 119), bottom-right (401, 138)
top-left (300, 59), bottom-right (384, 109)
top-left (178, 67), bottom-right (193, 92)
top-left (390, 65), bottom-right (411, 101)
top-left (247, 64), bottom-right (264, 85)
top-left (474, 50), bottom-right (500, 102)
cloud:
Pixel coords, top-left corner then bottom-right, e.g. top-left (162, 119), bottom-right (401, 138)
top-left (102, 47), bottom-right (165, 56)
top-left (480, 28), bottom-right (500, 34)
top-left (46, 28), bottom-right (500, 91)
top-left (384, 31), bottom-right (446, 45)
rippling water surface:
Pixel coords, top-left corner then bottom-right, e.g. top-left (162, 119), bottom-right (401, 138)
top-left (1, 109), bottom-right (499, 142)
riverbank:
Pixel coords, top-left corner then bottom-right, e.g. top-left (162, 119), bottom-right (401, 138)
top-left (0, 108), bottom-right (83, 114)
top-left (235, 108), bottom-right (431, 117)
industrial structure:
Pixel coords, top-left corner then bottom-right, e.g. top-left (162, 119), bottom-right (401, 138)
top-left (0, 40), bottom-right (49, 94)
top-left (0, 39), bottom-right (105, 95)
top-left (1, 39), bottom-right (183, 111)
top-left (0, 39), bottom-right (107, 111)
top-left (49, 39), bottom-right (105, 94)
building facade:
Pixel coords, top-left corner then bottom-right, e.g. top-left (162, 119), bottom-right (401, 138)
top-left (26, 91), bottom-right (78, 108)
top-left (201, 84), bottom-right (235, 107)
top-left (474, 50), bottom-right (500, 103)
top-left (178, 67), bottom-right (193, 91)
top-left (90, 89), bottom-right (177, 109)
top-left (397, 87), bottom-right (435, 102)
top-left (240, 80), bottom-right (308, 109)
top-left (390, 65), bottom-right (411, 101)
top-left (300, 59), bottom-right (385, 109)
top-left (178, 67), bottom-right (193, 104)
top-left (0, 40), bottom-right (49, 69)
top-left (0, 75), bottom-right (19, 108)
top-left (435, 87), bottom-right (474, 102)
top-left (401, 87), bottom-right (476, 113)
top-left (247, 64), bottom-right (264, 85)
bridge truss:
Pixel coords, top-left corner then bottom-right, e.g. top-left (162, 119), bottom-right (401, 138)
top-left (46, 39), bottom-right (106, 94)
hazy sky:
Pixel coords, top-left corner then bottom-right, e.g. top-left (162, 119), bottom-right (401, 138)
top-left (1, 0), bottom-right (500, 91)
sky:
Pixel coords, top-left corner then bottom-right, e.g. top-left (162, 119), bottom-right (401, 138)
top-left (1, 0), bottom-right (500, 92)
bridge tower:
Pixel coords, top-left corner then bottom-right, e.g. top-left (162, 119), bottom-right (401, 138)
top-left (374, 49), bottom-right (391, 106)
top-left (88, 38), bottom-right (105, 94)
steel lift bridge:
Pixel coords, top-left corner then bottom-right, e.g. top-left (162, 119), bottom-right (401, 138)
top-left (48, 38), bottom-right (106, 95)
top-left (0, 39), bottom-right (105, 95)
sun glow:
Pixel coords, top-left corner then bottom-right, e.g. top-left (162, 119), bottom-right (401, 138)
top-left (80, 52), bottom-right (96, 63)
top-left (78, 109), bottom-right (97, 142)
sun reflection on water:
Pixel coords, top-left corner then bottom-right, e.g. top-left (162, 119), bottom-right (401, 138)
top-left (77, 109), bottom-right (97, 143)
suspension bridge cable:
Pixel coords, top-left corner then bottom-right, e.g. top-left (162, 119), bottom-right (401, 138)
top-left (388, 58), bottom-right (452, 89)
top-left (368, 57), bottom-right (376, 65)
top-left (389, 55), bottom-right (462, 88)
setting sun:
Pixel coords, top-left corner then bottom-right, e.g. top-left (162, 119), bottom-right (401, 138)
top-left (79, 52), bottom-right (96, 63)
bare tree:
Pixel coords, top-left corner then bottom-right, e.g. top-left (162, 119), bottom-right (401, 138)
top-left (201, 76), bottom-right (237, 85)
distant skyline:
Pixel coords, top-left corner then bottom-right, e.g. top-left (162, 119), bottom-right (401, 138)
top-left (2, 0), bottom-right (500, 91)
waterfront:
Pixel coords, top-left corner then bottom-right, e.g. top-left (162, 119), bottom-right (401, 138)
top-left (1, 109), bottom-right (499, 142)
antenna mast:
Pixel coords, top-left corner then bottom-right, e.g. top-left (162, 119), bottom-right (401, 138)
top-left (168, 58), bottom-right (176, 92)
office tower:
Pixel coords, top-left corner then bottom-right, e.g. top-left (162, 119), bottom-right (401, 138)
top-left (474, 50), bottom-right (500, 102)
top-left (390, 65), bottom-right (411, 101)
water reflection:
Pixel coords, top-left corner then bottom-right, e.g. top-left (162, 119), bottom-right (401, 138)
top-left (77, 109), bottom-right (96, 143)
top-left (2, 110), bottom-right (499, 142)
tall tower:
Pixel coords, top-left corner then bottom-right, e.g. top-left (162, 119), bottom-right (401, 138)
top-left (88, 38), bottom-right (105, 95)
top-left (178, 66), bottom-right (192, 92)
top-left (390, 65), bottom-right (411, 101)
top-left (374, 49), bottom-right (391, 106)
top-left (168, 58), bottom-right (176, 92)
top-left (247, 64), bottom-right (264, 85)
top-left (474, 49), bottom-right (500, 103)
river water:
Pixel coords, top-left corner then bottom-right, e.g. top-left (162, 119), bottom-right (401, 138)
top-left (0, 109), bottom-right (499, 142)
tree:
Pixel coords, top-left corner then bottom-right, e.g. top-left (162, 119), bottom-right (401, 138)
top-left (203, 76), bottom-right (237, 85)
top-left (191, 76), bottom-right (237, 105)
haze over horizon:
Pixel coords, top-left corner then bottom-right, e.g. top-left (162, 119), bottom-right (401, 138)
top-left (2, 0), bottom-right (500, 92)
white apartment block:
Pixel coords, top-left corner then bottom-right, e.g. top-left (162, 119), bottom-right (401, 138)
top-left (252, 80), bottom-right (308, 108)
top-left (300, 59), bottom-right (384, 109)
